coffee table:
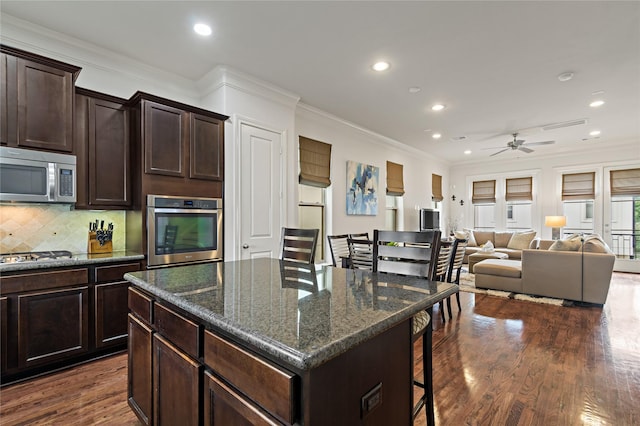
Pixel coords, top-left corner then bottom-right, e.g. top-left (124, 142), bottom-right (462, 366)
top-left (468, 251), bottom-right (509, 273)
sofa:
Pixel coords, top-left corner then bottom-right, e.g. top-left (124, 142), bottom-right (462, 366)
top-left (474, 236), bottom-right (616, 305)
top-left (457, 229), bottom-right (537, 263)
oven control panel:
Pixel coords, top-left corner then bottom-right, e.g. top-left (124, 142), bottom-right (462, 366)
top-left (148, 195), bottom-right (221, 210)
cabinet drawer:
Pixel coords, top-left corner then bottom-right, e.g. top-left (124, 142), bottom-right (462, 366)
top-left (154, 303), bottom-right (200, 359)
top-left (128, 287), bottom-right (153, 325)
top-left (95, 262), bottom-right (141, 283)
top-left (0, 268), bottom-right (88, 295)
top-left (204, 330), bottom-right (296, 424)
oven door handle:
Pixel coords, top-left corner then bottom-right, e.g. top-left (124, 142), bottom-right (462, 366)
top-left (151, 208), bottom-right (220, 214)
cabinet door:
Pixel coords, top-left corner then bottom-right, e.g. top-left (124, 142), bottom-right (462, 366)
top-left (153, 334), bottom-right (202, 426)
top-left (204, 371), bottom-right (281, 426)
top-left (1, 297), bottom-right (7, 373)
top-left (144, 101), bottom-right (185, 177)
top-left (190, 113), bottom-right (223, 181)
top-left (89, 98), bottom-right (130, 206)
top-left (95, 281), bottom-right (128, 348)
top-left (17, 286), bottom-right (89, 368)
top-left (128, 313), bottom-right (153, 426)
top-left (16, 58), bottom-right (74, 152)
top-left (1, 53), bottom-right (8, 145)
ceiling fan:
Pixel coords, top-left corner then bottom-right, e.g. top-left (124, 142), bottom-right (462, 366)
top-left (484, 133), bottom-right (555, 157)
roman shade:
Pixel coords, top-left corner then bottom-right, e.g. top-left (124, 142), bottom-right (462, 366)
top-left (386, 161), bottom-right (405, 196)
top-left (610, 168), bottom-right (640, 197)
top-left (472, 180), bottom-right (496, 204)
top-left (505, 177), bottom-right (533, 202)
top-left (432, 174), bottom-right (443, 202)
top-left (298, 136), bottom-right (332, 188)
top-left (562, 172), bottom-right (595, 200)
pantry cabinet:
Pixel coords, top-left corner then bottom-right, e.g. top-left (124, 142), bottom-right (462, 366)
top-left (0, 45), bottom-right (80, 152)
top-left (74, 88), bottom-right (131, 209)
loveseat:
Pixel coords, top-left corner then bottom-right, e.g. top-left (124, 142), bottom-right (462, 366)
top-left (458, 229), bottom-right (537, 263)
top-left (474, 236), bottom-right (616, 304)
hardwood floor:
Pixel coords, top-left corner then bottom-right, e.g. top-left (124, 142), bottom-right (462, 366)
top-left (1, 272), bottom-right (638, 425)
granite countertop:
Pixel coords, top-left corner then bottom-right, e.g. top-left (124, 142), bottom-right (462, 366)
top-left (124, 257), bottom-right (458, 371)
top-left (0, 250), bottom-right (145, 273)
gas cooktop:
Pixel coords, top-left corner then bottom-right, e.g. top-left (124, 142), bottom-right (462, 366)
top-left (0, 250), bottom-right (74, 264)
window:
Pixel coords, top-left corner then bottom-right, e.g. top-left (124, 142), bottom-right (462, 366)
top-left (386, 161), bottom-right (405, 196)
top-left (562, 171), bottom-right (596, 238)
top-left (298, 185), bottom-right (325, 262)
top-left (609, 168), bottom-right (640, 259)
top-left (472, 180), bottom-right (496, 230)
top-left (505, 177), bottom-right (532, 231)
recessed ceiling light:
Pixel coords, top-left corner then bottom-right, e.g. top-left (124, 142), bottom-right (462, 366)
top-left (557, 72), bottom-right (574, 82)
top-left (372, 61), bottom-right (390, 72)
top-left (590, 100), bottom-right (605, 108)
top-left (194, 23), bottom-right (212, 36)
top-left (432, 133), bottom-right (442, 139)
top-left (408, 87), bottom-right (421, 94)
top-left (431, 104), bottom-right (445, 111)
top-left (589, 130), bottom-right (601, 136)
top-left (464, 150), bottom-right (472, 155)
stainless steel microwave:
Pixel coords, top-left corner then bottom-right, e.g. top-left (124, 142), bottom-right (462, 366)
top-left (0, 147), bottom-right (77, 203)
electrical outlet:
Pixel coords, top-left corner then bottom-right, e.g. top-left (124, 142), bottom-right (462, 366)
top-left (361, 382), bottom-right (383, 418)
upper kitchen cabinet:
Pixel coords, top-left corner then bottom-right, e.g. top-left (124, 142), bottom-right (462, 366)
top-left (0, 45), bottom-right (81, 153)
top-left (128, 92), bottom-right (227, 200)
top-left (74, 88), bottom-right (131, 209)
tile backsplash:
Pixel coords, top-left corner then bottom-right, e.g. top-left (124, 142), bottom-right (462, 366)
top-left (0, 204), bottom-right (126, 254)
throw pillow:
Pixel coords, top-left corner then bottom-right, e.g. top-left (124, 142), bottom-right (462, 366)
top-left (507, 231), bottom-right (537, 250)
top-left (462, 228), bottom-right (478, 246)
top-left (549, 238), bottom-right (582, 251)
top-left (473, 230), bottom-right (494, 246)
top-left (454, 231), bottom-right (468, 240)
top-left (494, 232), bottom-right (513, 248)
top-left (480, 240), bottom-right (494, 252)
top-left (582, 235), bottom-right (613, 254)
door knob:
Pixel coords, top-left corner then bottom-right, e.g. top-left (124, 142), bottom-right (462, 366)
top-left (242, 244), bottom-right (249, 249)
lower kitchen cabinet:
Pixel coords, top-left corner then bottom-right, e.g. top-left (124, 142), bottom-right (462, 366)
top-left (128, 313), bottom-right (153, 426)
top-left (0, 259), bottom-right (142, 384)
top-left (18, 286), bottom-right (89, 369)
top-left (153, 334), bottom-right (202, 426)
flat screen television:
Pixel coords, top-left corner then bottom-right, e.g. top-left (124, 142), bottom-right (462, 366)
top-left (420, 209), bottom-right (440, 231)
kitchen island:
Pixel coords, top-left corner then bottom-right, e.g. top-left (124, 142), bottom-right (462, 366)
top-left (124, 258), bottom-right (457, 425)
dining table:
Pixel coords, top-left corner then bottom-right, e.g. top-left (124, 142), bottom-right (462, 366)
top-left (124, 258), bottom-right (456, 425)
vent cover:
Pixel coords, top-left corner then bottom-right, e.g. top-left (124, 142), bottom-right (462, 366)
top-left (542, 119), bottom-right (587, 131)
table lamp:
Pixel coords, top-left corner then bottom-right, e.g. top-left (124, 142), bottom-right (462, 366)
top-left (545, 215), bottom-right (566, 240)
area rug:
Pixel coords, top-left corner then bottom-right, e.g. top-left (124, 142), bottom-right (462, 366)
top-left (458, 272), bottom-right (574, 307)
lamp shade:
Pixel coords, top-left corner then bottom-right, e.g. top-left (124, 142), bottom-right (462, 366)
top-left (545, 215), bottom-right (567, 227)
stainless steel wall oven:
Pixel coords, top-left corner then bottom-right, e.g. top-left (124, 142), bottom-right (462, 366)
top-left (146, 195), bottom-right (222, 268)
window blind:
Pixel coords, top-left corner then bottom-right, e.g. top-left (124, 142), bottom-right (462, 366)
top-left (298, 136), bottom-right (332, 188)
top-left (386, 161), bottom-right (405, 196)
top-left (432, 174), bottom-right (443, 202)
top-left (562, 172), bottom-right (595, 200)
top-left (472, 180), bottom-right (496, 204)
top-left (505, 177), bottom-right (532, 201)
top-left (610, 168), bottom-right (640, 197)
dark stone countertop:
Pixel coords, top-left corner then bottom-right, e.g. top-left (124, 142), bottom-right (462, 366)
top-left (124, 257), bottom-right (457, 371)
top-left (0, 250), bottom-right (145, 273)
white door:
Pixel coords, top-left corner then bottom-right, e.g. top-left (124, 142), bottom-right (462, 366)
top-left (240, 122), bottom-right (283, 260)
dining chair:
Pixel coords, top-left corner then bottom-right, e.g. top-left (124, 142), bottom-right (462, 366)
top-left (327, 234), bottom-right (350, 267)
top-left (348, 231), bottom-right (371, 241)
top-left (444, 238), bottom-right (468, 318)
top-left (347, 235), bottom-right (373, 270)
top-left (280, 227), bottom-right (319, 264)
top-left (434, 241), bottom-right (453, 322)
top-left (372, 229), bottom-right (441, 424)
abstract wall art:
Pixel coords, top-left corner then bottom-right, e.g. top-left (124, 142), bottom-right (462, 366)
top-left (346, 160), bottom-right (379, 215)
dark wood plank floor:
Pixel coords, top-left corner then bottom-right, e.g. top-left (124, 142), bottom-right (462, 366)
top-left (1, 272), bottom-right (638, 425)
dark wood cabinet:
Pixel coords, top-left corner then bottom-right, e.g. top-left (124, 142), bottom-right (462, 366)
top-left (128, 313), bottom-right (153, 426)
top-left (18, 286), bottom-right (89, 369)
top-left (129, 92), bottom-right (227, 201)
top-left (75, 88), bottom-right (130, 209)
top-left (0, 259), bottom-right (141, 384)
top-left (204, 370), bottom-right (281, 426)
top-left (153, 334), bottom-right (202, 426)
top-left (1, 53), bottom-right (8, 145)
top-left (0, 45), bottom-right (80, 152)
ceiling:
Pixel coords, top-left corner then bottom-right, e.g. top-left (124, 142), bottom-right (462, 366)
top-left (1, 1), bottom-right (639, 164)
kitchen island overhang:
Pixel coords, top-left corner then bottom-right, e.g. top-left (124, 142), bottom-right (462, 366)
top-left (124, 258), bottom-right (457, 425)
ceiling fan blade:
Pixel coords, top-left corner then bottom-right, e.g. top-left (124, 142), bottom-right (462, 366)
top-left (518, 146), bottom-right (534, 153)
top-left (514, 139), bottom-right (526, 145)
top-left (490, 148), bottom-right (510, 157)
top-left (524, 140), bottom-right (555, 146)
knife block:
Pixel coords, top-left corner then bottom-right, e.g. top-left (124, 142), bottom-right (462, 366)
top-left (88, 232), bottom-right (113, 254)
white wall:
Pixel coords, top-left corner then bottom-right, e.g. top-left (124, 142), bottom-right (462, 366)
top-left (450, 144), bottom-right (640, 240)
top-left (295, 105), bottom-right (450, 239)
